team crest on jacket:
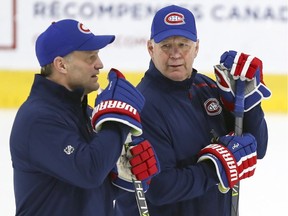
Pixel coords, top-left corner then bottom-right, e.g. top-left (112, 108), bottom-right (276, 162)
top-left (204, 98), bottom-right (222, 116)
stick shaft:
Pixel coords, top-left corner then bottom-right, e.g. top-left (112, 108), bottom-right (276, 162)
top-left (133, 180), bottom-right (150, 216)
top-left (231, 80), bottom-right (245, 216)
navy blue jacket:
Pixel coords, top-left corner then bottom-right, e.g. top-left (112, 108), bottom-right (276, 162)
top-left (10, 75), bottom-right (129, 216)
top-left (114, 62), bottom-right (268, 216)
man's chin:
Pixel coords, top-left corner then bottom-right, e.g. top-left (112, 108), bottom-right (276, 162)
top-left (84, 85), bottom-right (100, 95)
top-left (167, 71), bottom-right (188, 81)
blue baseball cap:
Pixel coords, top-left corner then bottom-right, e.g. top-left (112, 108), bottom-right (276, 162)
top-left (35, 19), bottom-right (115, 67)
top-left (150, 5), bottom-right (197, 43)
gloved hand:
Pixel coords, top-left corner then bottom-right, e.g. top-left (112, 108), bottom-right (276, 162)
top-left (214, 50), bottom-right (271, 112)
top-left (91, 68), bottom-right (145, 136)
top-left (197, 133), bottom-right (257, 193)
top-left (110, 136), bottom-right (160, 192)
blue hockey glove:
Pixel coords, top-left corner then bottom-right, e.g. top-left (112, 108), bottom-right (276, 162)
top-left (214, 50), bottom-right (271, 112)
top-left (197, 133), bottom-right (257, 193)
top-left (110, 136), bottom-right (160, 192)
top-left (91, 68), bottom-right (145, 136)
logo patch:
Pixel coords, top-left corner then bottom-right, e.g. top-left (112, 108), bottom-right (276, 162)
top-left (64, 145), bottom-right (75, 155)
top-left (164, 12), bottom-right (185, 25)
top-left (78, 23), bottom-right (91, 34)
top-left (204, 98), bottom-right (222, 116)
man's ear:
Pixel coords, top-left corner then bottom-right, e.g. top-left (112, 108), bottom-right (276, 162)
top-left (53, 56), bottom-right (67, 74)
top-left (194, 39), bottom-right (200, 58)
top-left (147, 40), bottom-right (154, 57)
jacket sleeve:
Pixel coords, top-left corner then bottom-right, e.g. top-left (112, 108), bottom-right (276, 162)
top-left (141, 104), bottom-right (218, 205)
top-left (25, 112), bottom-right (129, 189)
top-left (243, 104), bottom-right (269, 159)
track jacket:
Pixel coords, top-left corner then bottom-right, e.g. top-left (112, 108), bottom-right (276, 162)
top-left (10, 74), bottom-right (128, 216)
top-left (114, 61), bottom-right (268, 216)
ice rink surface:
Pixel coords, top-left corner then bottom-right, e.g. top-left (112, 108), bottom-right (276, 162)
top-left (1, 109), bottom-right (287, 215)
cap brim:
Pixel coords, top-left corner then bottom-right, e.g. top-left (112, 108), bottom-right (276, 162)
top-left (153, 29), bottom-right (197, 43)
top-left (78, 35), bottom-right (115, 51)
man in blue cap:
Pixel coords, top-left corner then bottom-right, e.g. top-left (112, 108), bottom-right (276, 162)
top-left (10, 19), bottom-right (159, 216)
top-left (114, 5), bottom-right (271, 216)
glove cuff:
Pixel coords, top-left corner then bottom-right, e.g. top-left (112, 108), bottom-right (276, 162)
top-left (111, 176), bottom-right (134, 192)
top-left (94, 113), bottom-right (142, 136)
top-left (91, 100), bottom-right (142, 136)
top-left (244, 82), bottom-right (272, 112)
top-left (218, 183), bottom-right (230, 194)
top-left (258, 82), bottom-right (271, 98)
top-left (198, 144), bottom-right (239, 188)
top-left (110, 172), bottom-right (149, 192)
top-left (92, 100), bottom-right (141, 122)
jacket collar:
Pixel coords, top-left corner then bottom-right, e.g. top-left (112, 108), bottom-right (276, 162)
top-left (30, 74), bottom-right (84, 105)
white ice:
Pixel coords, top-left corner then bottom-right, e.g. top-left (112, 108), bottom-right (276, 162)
top-left (1, 109), bottom-right (287, 215)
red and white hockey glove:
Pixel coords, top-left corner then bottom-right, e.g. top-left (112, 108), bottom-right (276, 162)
top-left (110, 136), bottom-right (160, 192)
top-left (197, 133), bottom-right (257, 193)
top-left (91, 68), bottom-right (145, 136)
top-left (214, 50), bottom-right (271, 112)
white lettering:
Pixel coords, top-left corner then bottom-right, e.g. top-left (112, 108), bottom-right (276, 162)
top-left (216, 146), bottom-right (229, 154)
top-left (99, 101), bottom-right (108, 110)
top-left (107, 100), bottom-right (118, 108)
top-left (230, 169), bottom-right (238, 181)
top-left (208, 144), bottom-right (239, 181)
top-left (222, 153), bottom-right (233, 161)
top-left (95, 100), bottom-right (137, 115)
top-left (115, 101), bottom-right (126, 109)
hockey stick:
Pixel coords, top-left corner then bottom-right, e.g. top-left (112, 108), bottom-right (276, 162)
top-left (231, 79), bottom-right (245, 216)
top-left (98, 86), bottom-right (149, 216)
top-left (133, 180), bottom-right (150, 216)
top-left (125, 134), bottom-right (150, 216)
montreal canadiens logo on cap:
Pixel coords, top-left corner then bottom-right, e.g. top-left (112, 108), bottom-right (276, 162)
top-left (204, 98), bottom-right (222, 116)
top-left (78, 23), bottom-right (91, 34)
top-left (164, 12), bottom-right (185, 25)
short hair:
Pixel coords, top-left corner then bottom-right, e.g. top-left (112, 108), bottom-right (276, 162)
top-left (40, 63), bottom-right (53, 77)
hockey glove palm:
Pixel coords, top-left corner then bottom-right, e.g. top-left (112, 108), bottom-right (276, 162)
top-left (198, 133), bottom-right (257, 193)
top-left (91, 68), bottom-right (145, 136)
top-left (214, 50), bottom-right (271, 112)
top-left (110, 136), bottom-right (160, 192)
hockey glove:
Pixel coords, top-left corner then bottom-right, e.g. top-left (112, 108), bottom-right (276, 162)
top-left (214, 50), bottom-right (271, 112)
top-left (197, 133), bottom-right (257, 193)
top-left (91, 68), bottom-right (145, 136)
top-left (110, 136), bottom-right (160, 192)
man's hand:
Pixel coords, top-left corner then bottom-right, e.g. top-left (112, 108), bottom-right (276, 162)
top-left (214, 50), bottom-right (271, 112)
top-left (198, 133), bottom-right (257, 193)
top-left (91, 68), bottom-right (145, 136)
top-left (110, 136), bottom-right (160, 192)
